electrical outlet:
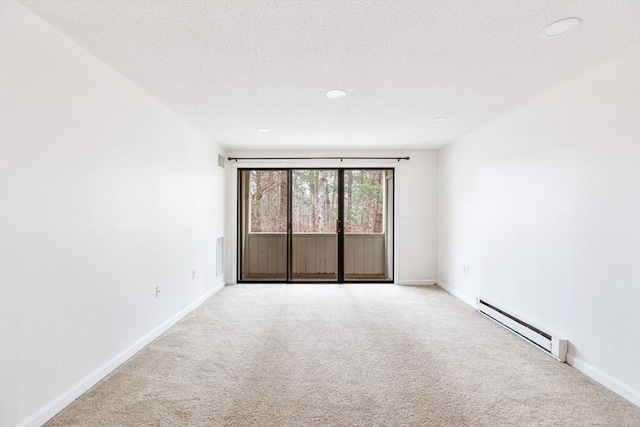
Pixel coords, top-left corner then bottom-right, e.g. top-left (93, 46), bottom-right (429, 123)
top-left (463, 265), bottom-right (470, 275)
top-left (192, 270), bottom-right (196, 280)
top-left (155, 285), bottom-right (161, 298)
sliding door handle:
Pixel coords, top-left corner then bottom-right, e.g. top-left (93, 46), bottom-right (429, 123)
top-left (336, 220), bottom-right (342, 234)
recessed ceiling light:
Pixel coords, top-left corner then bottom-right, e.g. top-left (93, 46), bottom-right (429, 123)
top-left (540, 18), bottom-right (581, 39)
top-left (326, 89), bottom-right (346, 99)
top-left (256, 128), bottom-right (270, 133)
top-left (433, 117), bottom-right (448, 122)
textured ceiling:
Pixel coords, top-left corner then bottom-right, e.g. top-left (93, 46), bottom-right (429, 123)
top-left (16, 0), bottom-right (640, 150)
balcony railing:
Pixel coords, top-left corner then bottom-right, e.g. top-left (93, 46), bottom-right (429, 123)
top-left (244, 233), bottom-right (386, 278)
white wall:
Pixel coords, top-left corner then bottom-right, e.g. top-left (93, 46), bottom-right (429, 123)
top-left (225, 149), bottom-right (438, 285)
top-left (0, 2), bottom-right (226, 426)
top-left (438, 45), bottom-right (640, 405)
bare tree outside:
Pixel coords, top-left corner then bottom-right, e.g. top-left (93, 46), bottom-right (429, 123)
top-left (343, 170), bottom-right (384, 233)
top-left (249, 169), bottom-right (385, 234)
top-left (249, 170), bottom-right (287, 232)
top-left (292, 170), bottom-right (338, 233)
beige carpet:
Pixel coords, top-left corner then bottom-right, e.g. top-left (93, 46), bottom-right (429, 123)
top-left (46, 285), bottom-right (640, 426)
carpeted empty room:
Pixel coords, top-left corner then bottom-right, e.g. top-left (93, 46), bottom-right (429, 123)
top-left (45, 285), bottom-right (640, 426)
top-left (3, 1), bottom-right (640, 426)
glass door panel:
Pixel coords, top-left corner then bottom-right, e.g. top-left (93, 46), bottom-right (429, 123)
top-left (291, 170), bottom-right (338, 282)
top-left (239, 170), bottom-right (288, 281)
top-left (343, 169), bottom-right (393, 281)
top-left (238, 168), bottom-right (393, 283)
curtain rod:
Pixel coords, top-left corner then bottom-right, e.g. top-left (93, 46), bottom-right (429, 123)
top-left (227, 156), bottom-right (410, 162)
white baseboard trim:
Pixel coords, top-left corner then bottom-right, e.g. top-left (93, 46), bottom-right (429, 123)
top-left (18, 281), bottom-right (225, 427)
top-left (566, 354), bottom-right (640, 407)
top-left (436, 280), bottom-right (640, 408)
top-left (436, 280), bottom-right (476, 308)
top-left (396, 279), bottom-right (437, 285)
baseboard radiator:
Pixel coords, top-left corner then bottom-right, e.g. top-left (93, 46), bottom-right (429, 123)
top-left (477, 298), bottom-right (568, 362)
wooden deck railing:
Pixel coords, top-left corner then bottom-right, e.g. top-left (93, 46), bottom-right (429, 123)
top-left (244, 233), bottom-right (386, 277)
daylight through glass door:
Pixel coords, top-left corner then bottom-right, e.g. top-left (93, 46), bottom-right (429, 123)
top-left (238, 168), bottom-right (393, 283)
top-left (343, 170), bottom-right (393, 281)
top-left (291, 170), bottom-right (338, 281)
top-left (238, 170), bottom-right (288, 281)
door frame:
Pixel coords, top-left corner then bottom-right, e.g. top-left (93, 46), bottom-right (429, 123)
top-left (236, 167), bottom-right (395, 284)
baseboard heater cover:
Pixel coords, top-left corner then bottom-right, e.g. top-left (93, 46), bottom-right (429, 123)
top-left (477, 298), bottom-right (568, 362)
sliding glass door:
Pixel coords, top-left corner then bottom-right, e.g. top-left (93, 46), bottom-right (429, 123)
top-left (291, 170), bottom-right (339, 281)
top-left (238, 168), bottom-right (393, 283)
top-left (238, 170), bottom-right (288, 281)
top-left (343, 170), bottom-right (393, 281)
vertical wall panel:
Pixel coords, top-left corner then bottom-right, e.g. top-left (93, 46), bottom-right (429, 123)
top-left (363, 239), bottom-right (374, 274)
top-left (267, 236), bottom-right (278, 273)
top-left (277, 234), bottom-right (286, 274)
top-left (344, 236), bottom-right (354, 274)
top-left (373, 235), bottom-right (384, 275)
top-left (306, 236), bottom-right (316, 273)
top-left (257, 236), bottom-right (267, 273)
top-left (327, 236), bottom-right (336, 274)
top-left (248, 235), bottom-right (258, 274)
top-left (353, 235), bottom-right (364, 274)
